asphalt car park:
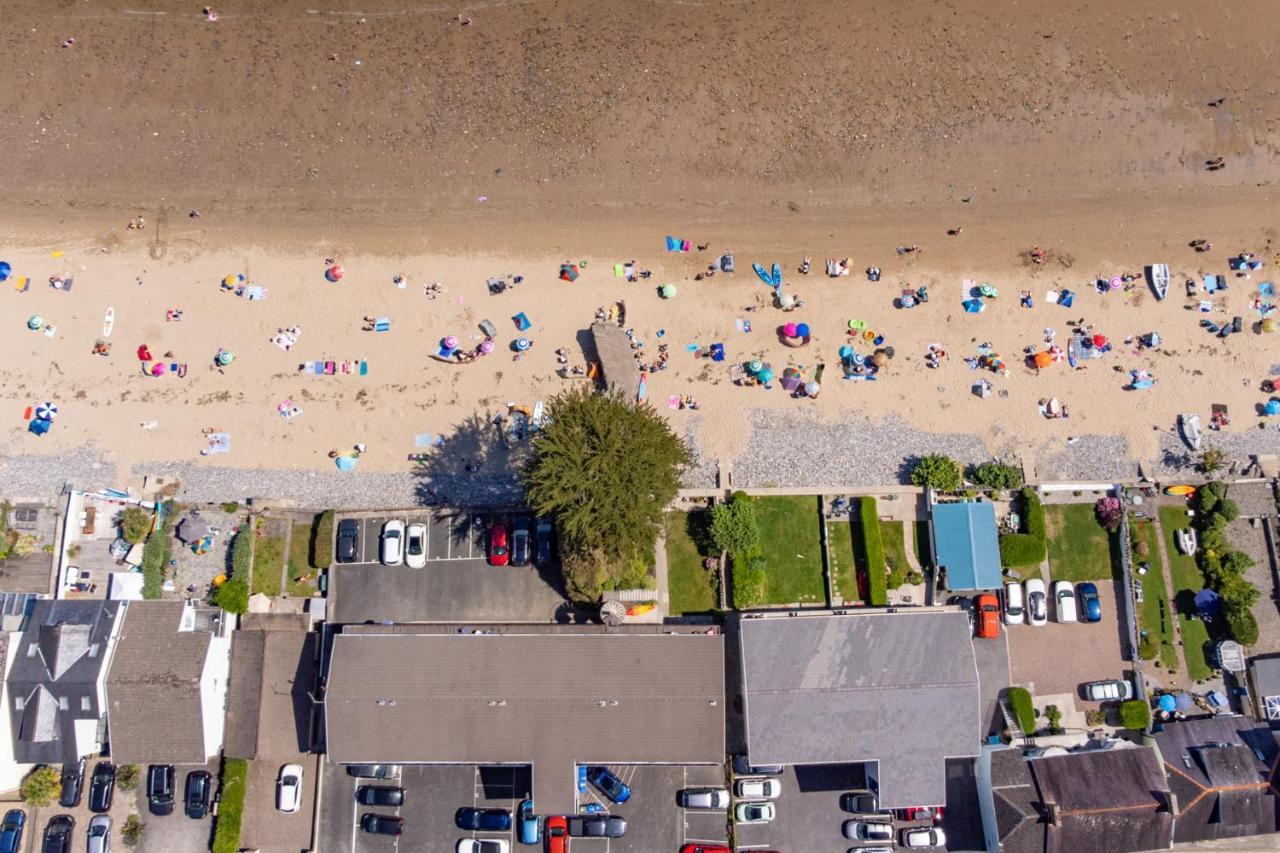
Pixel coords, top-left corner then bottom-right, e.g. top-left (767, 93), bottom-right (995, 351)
top-left (574, 764), bottom-right (729, 853)
top-left (133, 761), bottom-right (219, 853)
top-left (1007, 578), bottom-right (1128, 700)
top-left (330, 510), bottom-right (571, 623)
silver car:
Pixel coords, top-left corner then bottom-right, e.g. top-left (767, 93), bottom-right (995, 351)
top-left (676, 788), bottom-right (729, 810)
top-left (87, 816), bottom-right (111, 853)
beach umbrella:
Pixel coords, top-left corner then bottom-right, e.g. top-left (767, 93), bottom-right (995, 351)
top-left (1034, 351), bottom-right (1053, 369)
top-left (35, 403), bottom-right (58, 420)
top-left (1092, 334), bottom-right (1108, 348)
top-left (963, 298), bottom-right (985, 313)
top-left (0, 261), bottom-right (11, 281)
top-left (796, 323), bottom-right (810, 338)
top-left (979, 284), bottom-right (999, 298)
top-left (559, 263), bottom-right (579, 282)
top-left (27, 315), bottom-right (43, 331)
top-left (151, 362), bottom-right (167, 376)
top-left (28, 418), bottom-right (51, 436)
top-left (1262, 318), bottom-right (1276, 333)
top-left (852, 352), bottom-right (865, 365)
top-left (804, 381), bottom-right (820, 396)
top-left (223, 274), bottom-right (241, 288)
top-left (1265, 399), bottom-right (1280, 416)
top-left (1158, 694), bottom-right (1177, 714)
top-left (216, 350), bottom-right (235, 366)
top-left (1049, 346), bottom-right (1065, 362)
top-left (756, 368), bottom-right (774, 384)
top-left (326, 265), bottom-right (344, 282)
top-left (748, 359), bottom-right (763, 374)
top-left (1109, 276), bottom-right (1122, 290)
top-left (335, 454), bottom-right (358, 471)
top-left (660, 284), bottom-right (677, 299)
top-left (783, 322), bottom-right (798, 338)
top-left (136, 344), bottom-right (152, 361)
top-left (443, 335), bottom-right (458, 350)
top-left (782, 366), bottom-right (802, 379)
top-left (900, 293), bottom-right (916, 308)
top-left (1046, 397), bottom-right (1063, 417)
top-left (478, 340), bottom-right (494, 354)
top-left (515, 337), bottom-right (532, 351)
top-left (838, 345), bottom-right (853, 360)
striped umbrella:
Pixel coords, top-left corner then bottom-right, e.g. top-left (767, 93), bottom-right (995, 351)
top-left (35, 402), bottom-right (58, 420)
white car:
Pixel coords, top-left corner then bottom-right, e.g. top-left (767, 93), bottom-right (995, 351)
top-left (405, 523), bottom-right (427, 569)
top-left (456, 841), bottom-right (509, 853)
top-left (380, 520), bottom-right (405, 565)
top-left (1083, 679), bottom-right (1133, 702)
top-left (277, 763), bottom-right (303, 813)
top-left (902, 826), bottom-right (947, 848)
top-left (677, 787), bottom-right (729, 809)
top-left (1053, 581), bottom-right (1078, 623)
top-left (88, 815), bottom-right (112, 853)
top-left (1003, 581), bottom-right (1025, 625)
top-left (735, 778), bottom-right (781, 799)
top-left (1024, 578), bottom-right (1048, 626)
top-left (735, 801), bottom-right (775, 823)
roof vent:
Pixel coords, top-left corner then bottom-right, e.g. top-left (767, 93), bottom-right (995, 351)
top-left (374, 698), bottom-right (396, 707)
top-left (597, 700), bottom-right (607, 707)
top-left (1045, 803), bottom-right (1062, 826)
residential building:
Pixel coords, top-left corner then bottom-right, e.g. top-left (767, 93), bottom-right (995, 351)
top-left (737, 609), bottom-right (981, 809)
top-left (104, 600), bottom-right (233, 765)
top-left (929, 499), bottom-right (1003, 591)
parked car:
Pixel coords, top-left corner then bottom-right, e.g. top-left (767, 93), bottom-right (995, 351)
top-left (1078, 582), bottom-right (1103, 622)
top-left (276, 763), bottom-right (304, 813)
top-left (567, 815), bottom-right (626, 837)
top-left (336, 518), bottom-right (359, 563)
top-left (40, 816), bottom-right (73, 853)
top-left (535, 519), bottom-right (554, 563)
top-left (1025, 578), bottom-right (1048, 626)
top-left (86, 816), bottom-right (110, 853)
top-left (455, 840), bottom-right (507, 853)
top-left (843, 820), bottom-right (893, 841)
top-left (184, 771), bottom-right (211, 819)
top-left (902, 826), bottom-right (947, 848)
top-left (1003, 581), bottom-right (1025, 625)
top-left (510, 516), bottom-right (532, 566)
top-left (0, 810), bottom-right (24, 853)
top-left (58, 759), bottom-right (85, 808)
top-left (734, 801), bottom-right (775, 824)
top-left (903, 805), bottom-right (944, 821)
top-left (455, 807), bottom-right (511, 831)
top-left (380, 520), bottom-right (405, 565)
top-left (360, 814), bottom-right (404, 836)
top-left (345, 764), bottom-right (400, 779)
top-left (1053, 581), bottom-right (1078, 623)
top-left (678, 788), bottom-right (730, 809)
top-left (545, 815), bottom-right (568, 853)
top-left (146, 765), bottom-right (175, 816)
top-left (731, 754), bottom-right (783, 776)
top-left (844, 848), bottom-right (892, 853)
top-left (516, 799), bottom-right (539, 845)
top-left (1083, 679), bottom-right (1133, 702)
top-left (734, 778), bottom-right (781, 799)
top-left (488, 522), bottom-right (510, 566)
top-left (841, 791), bottom-right (879, 814)
top-left (587, 766), bottom-right (631, 804)
top-left (356, 785), bottom-right (404, 807)
top-left (975, 593), bottom-right (1001, 639)
top-left (88, 762), bottom-right (115, 814)
top-left (680, 846), bottom-right (731, 853)
top-left (406, 523), bottom-right (427, 569)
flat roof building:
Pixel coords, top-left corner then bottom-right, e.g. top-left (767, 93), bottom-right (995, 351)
top-left (930, 501), bottom-right (1002, 591)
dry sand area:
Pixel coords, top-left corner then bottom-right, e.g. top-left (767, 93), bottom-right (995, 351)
top-left (0, 0), bottom-right (1278, 488)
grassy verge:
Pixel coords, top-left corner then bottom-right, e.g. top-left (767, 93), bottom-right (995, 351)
top-left (855, 498), bottom-right (887, 606)
top-left (665, 511), bottom-right (717, 615)
top-left (880, 520), bottom-right (910, 588)
top-left (250, 534), bottom-right (285, 597)
top-left (287, 521), bottom-right (318, 597)
top-left (827, 517), bottom-right (858, 603)
top-left (752, 496), bottom-right (825, 605)
top-left (211, 758), bottom-right (247, 853)
top-left (1160, 506), bottom-right (1214, 681)
top-left (1133, 519), bottom-right (1178, 670)
top-left (142, 503), bottom-right (176, 599)
top-left (1044, 503), bottom-right (1114, 582)
top-left (912, 519), bottom-right (932, 569)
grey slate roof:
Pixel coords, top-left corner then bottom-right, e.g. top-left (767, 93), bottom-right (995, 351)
top-left (7, 600), bottom-right (120, 764)
top-left (105, 601), bottom-right (212, 764)
top-left (324, 630), bottom-right (724, 814)
top-left (224, 627), bottom-right (313, 760)
top-left (739, 610), bottom-right (980, 808)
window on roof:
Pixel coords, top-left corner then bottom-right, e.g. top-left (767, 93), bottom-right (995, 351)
top-left (13, 697), bottom-right (24, 711)
top-left (26, 644), bottom-right (37, 657)
top-left (58, 696), bottom-right (68, 711)
top-left (88, 644), bottom-right (99, 657)
top-left (80, 696), bottom-right (91, 711)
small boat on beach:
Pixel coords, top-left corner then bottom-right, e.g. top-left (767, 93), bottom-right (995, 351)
top-left (1177, 413), bottom-right (1202, 451)
top-left (1175, 527), bottom-right (1198, 556)
top-left (1163, 484), bottom-right (1196, 497)
top-left (753, 263), bottom-right (773, 287)
top-left (1147, 264), bottom-right (1170, 300)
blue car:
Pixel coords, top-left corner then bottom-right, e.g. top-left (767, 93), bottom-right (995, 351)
top-left (455, 807), bottom-right (512, 831)
top-left (586, 767), bottom-right (631, 804)
top-left (517, 799), bottom-right (540, 845)
top-left (0, 810), bottom-right (24, 853)
top-left (1078, 582), bottom-right (1102, 623)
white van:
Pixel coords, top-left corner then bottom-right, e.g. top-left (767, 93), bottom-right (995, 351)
top-left (1003, 581), bottom-right (1025, 625)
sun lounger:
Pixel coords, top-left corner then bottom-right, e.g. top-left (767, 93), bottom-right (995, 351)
top-left (324, 361), bottom-right (335, 375)
top-left (374, 318), bottom-right (390, 332)
top-left (359, 360), bottom-right (368, 375)
top-left (13, 276), bottom-right (29, 293)
top-left (245, 286), bottom-right (266, 300)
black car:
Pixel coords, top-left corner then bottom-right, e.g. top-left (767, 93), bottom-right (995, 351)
top-left (88, 762), bottom-right (115, 814)
top-left (40, 816), bottom-right (73, 853)
top-left (841, 790), bottom-right (880, 815)
top-left (567, 815), bottom-right (626, 838)
top-left (360, 814), bottom-right (404, 836)
top-left (510, 516), bottom-right (532, 566)
top-left (355, 786), bottom-right (404, 807)
top-left (57, 759), bottom-right (85, 808)
top-left (731, 754), bottom-right (783, 776)
top-left (336, 519), bottom-right (359, 564)
top-left (185, 771), bottom-right (211, 819)
top-left (147, 764), bottom-right (175, 816)
top-left (535, 518), bottom-right (554, 563)
top-left (345, 764), bottom-right (399, 779)
top-left (455, 807), bottom-right (511, 831)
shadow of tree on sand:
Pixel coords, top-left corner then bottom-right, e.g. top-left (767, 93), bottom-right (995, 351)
top-left (408, 411), bottom-right (527, 510)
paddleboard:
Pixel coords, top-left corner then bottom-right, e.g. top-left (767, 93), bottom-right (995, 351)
top-left (771, 262), bottom-right (782, 287)
top-left (532, 400), bottom-right (544, 427)
top-left (1163, 485), bottom-right (1196, 497)
top-left (753, 263), bottom-right (773, 287)
top-left (102, 307), bottom-right (114, 337)
top-left (625, 601), bottom-right (657, 617)
top-left (636, 371), bottom-right (648, 403)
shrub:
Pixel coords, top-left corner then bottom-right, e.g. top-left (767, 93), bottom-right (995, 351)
top-left (732, 554), bottom-right (767, 610)
top-left (1044, 704), bottom-right (1063, 734)
top-left (858, 498), bottom-right (888, 606)
top-left (1007, 687), bottom-right (1036, 733)
top-left (1119, 699), bottom-right (1150, 731)
top-left (21, 765), bottom-right (61, 807)
top-left (10, 535), bottom-right (37, 558)
top-left (999, 488), bottom-right (1047, 567)
top-left (561, 547), bottom-right (608, 603)
top-left (121, 814), bottom-right (144, 847)
top-left (120, 506), bottom-right (152, 544)
top-left (1226, 605), bottom-right (1259, 646)
top-left (906, 569), bottom-right (925, 585)
top-left (909, 454), bottom-right (963, 492)
top-left (710, 493), bottom-right (759, 555)
top-left (312, 510), bottom-right (335, 568)
top-left (214, 528), bottom-right (252, 614)
top-left (1216, 499), bottom-right (1240, 524)
top-left (116, 765), bottom-right (140, 791)
top-left (970, 461), bottom-right (1024, 490)
top-left (1138, 634), bottom-right (1158, 661)
top-left (211, 759), bottom-right (247, 853)
top-left (1085, 709), bottom-right (1105, 727)
top-left (220, 501), bottom-right (240, 514)
top-left (1095, 496), bottom-right (1123, 533)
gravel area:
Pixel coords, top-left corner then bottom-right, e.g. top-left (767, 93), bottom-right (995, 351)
top-left (1035, 434), bottom-right (1135, 482)
top-left (0, 445), bottom-right (118, 499)
top-left (1152, 428), bottom-right (1280, 479)
top-left (680, 419), bottom-right (719, 489)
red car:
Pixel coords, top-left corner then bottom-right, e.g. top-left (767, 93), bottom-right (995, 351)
top-left (904, 805), bottom-right (945, 821)
top-left (975, 593), bottom-right (1000, 639)
top-left (545, 815), bottom-right (568, 853)
top-left (680, 846), bottom-right (730, 853)
top-left (488, 523), bottom-right (509, 566)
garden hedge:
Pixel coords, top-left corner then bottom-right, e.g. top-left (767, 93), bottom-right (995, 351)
top-left (858, 497), bottom-right (887, 606)
top-left (1008, 687), bottom-right (1036, 733)
top-left (312, 510), bottom-right (335, 568)
top-left (214, 526), bottom-right (252, 614)
top-left (1119, 699), bottom-right (1150, 731)
top-left (211, 758), bottom-right (247, 853)
top-left (999, 487), bottom-right (1047, 567)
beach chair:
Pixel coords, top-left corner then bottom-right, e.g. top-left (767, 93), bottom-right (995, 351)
top-left (374, 317), bottom-right (390, 332)
top-left (359, 360), bottom-right (368, 376)
top-left (12, 277), bottom-right (29, 293)
top-left (324, 361), bottom-right (336, 375)
top-left (478, 319), bottom-right (497, 338)
top-left (512, 312), bottom-right (532, 331)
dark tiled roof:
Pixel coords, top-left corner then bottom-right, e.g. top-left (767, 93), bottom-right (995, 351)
top-left (223, 630), bottom-right (266, 760)
top-left (224, 628), bottom-right (313, 761)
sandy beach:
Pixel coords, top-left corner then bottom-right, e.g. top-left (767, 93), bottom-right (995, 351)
top-left (1, 0), bottom-right (1278, 498)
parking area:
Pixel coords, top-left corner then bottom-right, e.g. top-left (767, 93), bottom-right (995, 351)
top-left (574, 764), bottom-right (728, 853)
top-left (973, 631), bottom-right (1012, 736)
top-left (134, 761), bottom-right (218, 853)
top-left (330, 510), bottom-right (571, 623)
top-left (239, 756), bottom-right (319, 853)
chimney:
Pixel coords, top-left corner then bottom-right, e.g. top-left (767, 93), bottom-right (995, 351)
top-left (1045, 803), bottom-right (1062, 826)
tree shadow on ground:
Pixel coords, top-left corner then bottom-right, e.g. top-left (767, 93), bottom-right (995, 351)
top-left (408, 411), bottom-right (527, 510)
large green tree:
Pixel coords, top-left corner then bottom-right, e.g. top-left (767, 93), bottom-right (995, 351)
top-left (525, 388), bottom-right (691, 600)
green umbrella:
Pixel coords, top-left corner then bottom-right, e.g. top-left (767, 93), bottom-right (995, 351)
top-left (660, 284), bottom-right (677, 299)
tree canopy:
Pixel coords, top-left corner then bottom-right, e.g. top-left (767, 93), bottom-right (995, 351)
top-left (909, 454), bottom-right (963, 491)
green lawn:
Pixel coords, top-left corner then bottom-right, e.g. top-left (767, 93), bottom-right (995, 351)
top-left (250, 534), bottom-right (284, 597)
top-left (880, 520), bottom-right (911, 588)
top-left (286, 521), bottom-right (318, 597)
top-left (752, 496), bottom-right (826, 605)
top-left (1132, 519), bottom-right (1177, 670)
top-left (1159, 506), bottom-right (1214, 681)
top-left (1045, 504), bottom-right (1115, 582)
top-left (827, 518), bottom-right (858, 603)
top-left (665, 511), bottom-right (718, 615)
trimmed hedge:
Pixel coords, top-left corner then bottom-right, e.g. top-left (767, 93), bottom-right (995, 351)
top-left (1119, 699), bottom-right (1150, 731)
top-left (141, 502), bottom-right (176, 600)
top-left (214, 526), bottom-right (252, 614)
top-left (999, 487), bottom-right (1047, 567)
top-left (1008, 687), bottom-right (1036, 733)
top-left (312, 510), bottom-right (335, 568)
top-left (857, 497), bottom-right (888, 606)
top-left (211, 758), bottom-right (247, 853)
